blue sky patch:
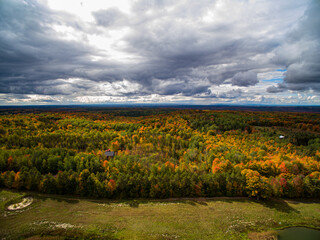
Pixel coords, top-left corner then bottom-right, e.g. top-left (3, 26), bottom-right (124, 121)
top-left (262, 78), bottom-right (283, 82)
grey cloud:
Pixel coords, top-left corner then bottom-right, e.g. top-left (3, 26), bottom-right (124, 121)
top-left (0, 0), bottom-right (313, 103)
top-left (0, 0), bottom-right (125, 95)
top-left (286, 62), bottom-right (320, 85)
top-left (273, 0), bottom-right (320, 92)
top-left (155, 81), bottom-right (211, 96)
top-left (267, 84), bottom-right (286, 93)
top-left (231, 71), bottom-right (258, 87)
top-left (121, 0), bottom-right (283, 92)
top-left (93, 8), bottom-right (128, 27)
top-left (195, 89), bottom-right (243, 99)
top-left (218, 89), bottom-right (242, 99)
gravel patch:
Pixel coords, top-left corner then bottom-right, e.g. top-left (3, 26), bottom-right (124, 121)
top-left (7, 197), bottom-right (33, 211)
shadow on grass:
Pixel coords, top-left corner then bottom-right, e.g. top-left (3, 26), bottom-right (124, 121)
top-left (36, 194), bottom-right (80, 204)
top-left (254, 198), bottom-right (300, 214)
top-left (176, 200), bottom-right (208, 206)
top-left (201, 197), bottom-right (300, 214)
top-left (32, 192), bottom-right (303, 213)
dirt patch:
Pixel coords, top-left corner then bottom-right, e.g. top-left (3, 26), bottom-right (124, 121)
top-left (248, 231), bottom-right (278, 240)
top-left (7, 197), bottom-right (33, 211)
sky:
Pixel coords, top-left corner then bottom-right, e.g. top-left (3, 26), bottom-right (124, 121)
top-left (0, 0), bottom-right (319, 105)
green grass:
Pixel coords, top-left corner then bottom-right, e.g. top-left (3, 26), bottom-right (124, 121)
top-left (0, 189), bottom-right (25, 212)
top-left (1, 190), bottom-right (320, 240)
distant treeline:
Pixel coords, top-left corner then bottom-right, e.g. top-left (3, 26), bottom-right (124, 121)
top-left (0, 109), bottom-right (320, 199)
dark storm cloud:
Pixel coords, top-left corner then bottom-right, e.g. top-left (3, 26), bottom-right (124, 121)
top-left (0, 0), bottom-right (315, 103)
top-left (114, 0), bottom-right (296, 94)
top-left (123, 20), bottom-right (277, 85)
top-left (231, 71), bottom-right (258, 87)
top-left (0, 0), bottom-right (122, 95)
top-left (154, 80), bottom-right (211, 96)
top-left (271, 0), bottom-right (320, 92)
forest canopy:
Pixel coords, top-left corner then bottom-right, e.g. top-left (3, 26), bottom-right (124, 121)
top-left (0, 108), bottom-right (320, 199)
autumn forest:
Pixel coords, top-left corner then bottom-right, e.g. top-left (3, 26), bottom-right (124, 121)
top-left (1, 107), bottom-right (320, 200)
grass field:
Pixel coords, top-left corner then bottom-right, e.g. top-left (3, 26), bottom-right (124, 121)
top-left (1, 189), bottom-right (320, 240)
